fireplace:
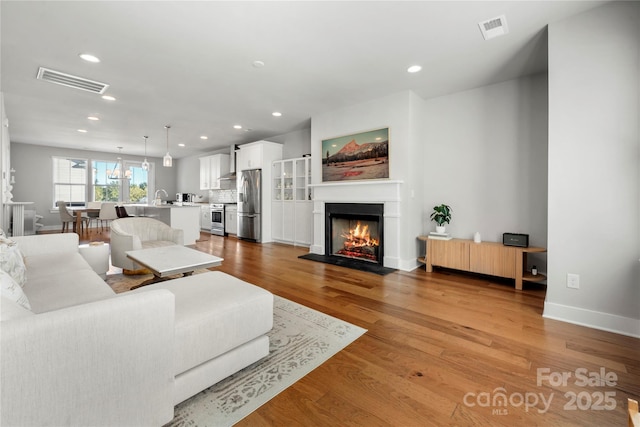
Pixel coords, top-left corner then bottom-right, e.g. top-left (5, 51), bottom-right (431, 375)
top-left (325, 203), bottom-right (384, 267)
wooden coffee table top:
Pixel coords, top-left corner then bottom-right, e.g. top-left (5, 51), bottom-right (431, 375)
top-left (126, 245), bottom-right (223, 278)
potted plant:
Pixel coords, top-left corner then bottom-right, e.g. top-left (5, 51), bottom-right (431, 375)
top-left (430, 204), bottom-right (452, 233)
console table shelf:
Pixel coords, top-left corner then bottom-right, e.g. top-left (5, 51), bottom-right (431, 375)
top-left (418, 236), bottom-right (546, 290)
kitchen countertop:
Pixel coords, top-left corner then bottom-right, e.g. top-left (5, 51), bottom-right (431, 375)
top-left (124, 203), bottom-right (200, 208)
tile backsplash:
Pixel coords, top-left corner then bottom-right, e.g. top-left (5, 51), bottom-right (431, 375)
top-left (209, 189), bottom-right (237, 203)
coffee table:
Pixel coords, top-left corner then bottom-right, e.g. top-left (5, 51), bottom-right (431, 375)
top-left (125, 245), bottom-right (223, 289)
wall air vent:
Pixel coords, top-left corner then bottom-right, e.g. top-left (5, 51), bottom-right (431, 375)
top-left (479, 15), bottom-right (509, 40)
top-left (36, 67), bottom-right (109, 94)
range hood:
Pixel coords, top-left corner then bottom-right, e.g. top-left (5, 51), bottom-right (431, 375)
top-left (219, 144), bottom-right (238, 180)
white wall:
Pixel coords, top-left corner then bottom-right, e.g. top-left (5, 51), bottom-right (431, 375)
top-left (0, 93), bottom-right (9, 231)
top-left (545, 2), bottom-right (640, 337)
top-left (421, 75), bottom-right (549, 271)
top-left (268, 128), bottom-right (311, 159)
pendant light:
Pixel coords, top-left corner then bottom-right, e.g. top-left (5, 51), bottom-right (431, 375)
top-left (142, 135), bottom-right (150, 171)
top-left (163, 125), bottom-right (172, 167)
top-left (107, 147), bottom-right (131, 179)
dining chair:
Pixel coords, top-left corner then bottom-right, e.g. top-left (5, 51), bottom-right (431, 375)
top-left (116, 206), bottom-right (133, 218)
top-left (86, 201), bottom-right (102, 231)
top-left (56, 201), bottom-right (74, 233)
top-left (97, 202), bottom-right (118, 230)
top-left (56, 201), bottom-right (90, 233)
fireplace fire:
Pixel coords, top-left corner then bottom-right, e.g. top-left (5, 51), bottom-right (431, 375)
top-left (335, 220), bottom-right (379, 261)
top-left (325, 203), bottom-right (384, 267)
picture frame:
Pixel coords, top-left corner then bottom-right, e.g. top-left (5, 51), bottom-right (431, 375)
top-left (321, 127), bottom-right (389, 182)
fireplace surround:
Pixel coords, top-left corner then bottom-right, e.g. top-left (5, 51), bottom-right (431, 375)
top-left (308, 179), bottom-right (404, 272)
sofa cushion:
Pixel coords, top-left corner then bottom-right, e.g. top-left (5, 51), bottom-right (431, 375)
top-left (0, 270), bottom-right (31, 311)
top-left (1, 295), bottom-right (34, 320)
top-left (23, 269), bottom-right (115, 314)
top-left (23, 252), bottom-right (94, 281)
top-left (131, 271), bottom-right (273, 374)
top-left (0, 236), bottom-right (27, 287)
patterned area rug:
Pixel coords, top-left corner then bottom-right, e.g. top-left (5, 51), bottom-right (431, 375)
top-left (105, 272), bottom-right (367, 426)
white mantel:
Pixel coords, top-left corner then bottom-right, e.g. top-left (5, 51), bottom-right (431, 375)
top-left (309, 180), bottom-right (403, 269)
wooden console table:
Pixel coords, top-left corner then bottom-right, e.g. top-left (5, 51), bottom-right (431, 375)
top-left (418, 236), bottom-right (546, 290)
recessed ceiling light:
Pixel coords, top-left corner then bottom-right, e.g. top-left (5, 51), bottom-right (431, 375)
top-left (244, 128), bottom-right (252, 132)
top-left (252, 60), bottom-right (265, 68)
top-left (178, 143), bottom-right (185, 147)
top-left (77, 129), bottom-right (88, 133)
top-left (407, 65), bottom-right (422, 73)
top-left (272, 112), bottom-right (282, 117)
top-left (233, 125), bottom-right (242, 129)
top-left (200, 136), bottom-right (208, 140)
top-left (87, 116), bottom-right (99, 121)
top-left (102, 95), bottom-right (116, 101)
top-left (79, 53), bottom-right (100, 63)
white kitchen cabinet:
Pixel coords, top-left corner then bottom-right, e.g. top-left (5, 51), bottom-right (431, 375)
top-left (236, 140), bottom-right (282, 172)
top-left (200, 204), bottom-right (211, 231)
top-left (271, 156), bottom-right (312, 246)
top-left (225, 205), bottom-right (237, 235)
top-left (199, 154), bottom-right (230, 190)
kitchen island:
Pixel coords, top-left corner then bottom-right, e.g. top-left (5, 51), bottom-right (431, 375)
top-left (124, 204), bottom-right (201, 245)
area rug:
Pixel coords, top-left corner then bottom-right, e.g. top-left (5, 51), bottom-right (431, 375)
top-left (105, 272), bottom-right (367, 426)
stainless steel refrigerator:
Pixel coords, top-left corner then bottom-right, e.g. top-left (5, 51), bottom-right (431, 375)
top-left (237, 168), bottom-right (261, 242)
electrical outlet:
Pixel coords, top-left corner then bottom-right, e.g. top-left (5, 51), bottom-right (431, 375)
top-left (567, 273), bottom-right (580, 289)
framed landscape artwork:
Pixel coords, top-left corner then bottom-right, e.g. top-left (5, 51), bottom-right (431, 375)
top-left (322, 127), bottom-right (389, 182)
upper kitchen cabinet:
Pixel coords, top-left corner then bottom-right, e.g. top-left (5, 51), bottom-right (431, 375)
top-left (236, 141), bottom-right (283, 171)
top-left (199, 153), bottom-right (230, 190)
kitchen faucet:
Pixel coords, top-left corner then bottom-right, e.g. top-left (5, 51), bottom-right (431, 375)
top-left (154, 189), bottom-right (168, 205)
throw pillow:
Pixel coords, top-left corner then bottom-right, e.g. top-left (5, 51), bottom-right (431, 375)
top-left (0, 236), bottom-right (27, 287)
top-left (0, 269), bottom-right (31, 311)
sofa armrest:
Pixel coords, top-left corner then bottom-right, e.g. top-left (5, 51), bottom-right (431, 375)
top-left (10, 233), bottom-right (79, 257)
top-left (1, 290), bottom-right (176, 426)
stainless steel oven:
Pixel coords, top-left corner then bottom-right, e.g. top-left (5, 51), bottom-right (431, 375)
top-left (210, 204), bottom-right (225, 236)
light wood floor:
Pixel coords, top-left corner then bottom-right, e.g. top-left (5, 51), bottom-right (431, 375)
top-left (78, 229), bottom-right (639, 426)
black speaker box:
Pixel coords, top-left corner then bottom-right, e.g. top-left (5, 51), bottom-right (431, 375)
top-left (503, 233), bottom-right (529, 248)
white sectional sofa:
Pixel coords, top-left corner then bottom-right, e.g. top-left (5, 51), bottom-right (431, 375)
top-left (0, 233), bottom-right (273, 426)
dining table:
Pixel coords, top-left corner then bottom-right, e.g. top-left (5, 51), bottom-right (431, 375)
top-left (69, 207), bottom-right (100, 233)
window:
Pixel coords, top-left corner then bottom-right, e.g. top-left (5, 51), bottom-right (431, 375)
top-left (125, 162), bottom-right (150, 203)
top-left (91, 159), bottom-right (152, 203)
top-left (52, 157), bottom-right (88, 207)
top-left (92, 159), bottom-right (121, 202)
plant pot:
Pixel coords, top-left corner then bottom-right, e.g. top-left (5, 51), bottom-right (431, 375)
top-left (436, 226), bottom-right (446, 234)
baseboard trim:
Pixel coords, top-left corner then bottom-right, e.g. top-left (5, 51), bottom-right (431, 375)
top-left (543, 301), bottom-right (640, 338)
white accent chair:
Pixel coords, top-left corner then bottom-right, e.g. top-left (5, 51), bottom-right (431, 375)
top-left (110, 217), bottom-right (184, 271)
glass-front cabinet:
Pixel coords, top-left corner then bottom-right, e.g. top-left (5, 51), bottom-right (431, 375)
top-left (272, 156), bottom-right (312, 246)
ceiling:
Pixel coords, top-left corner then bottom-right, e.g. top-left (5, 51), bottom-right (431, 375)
top-left (1, 1), bottom-right (608, 159)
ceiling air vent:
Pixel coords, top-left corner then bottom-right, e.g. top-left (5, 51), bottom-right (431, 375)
top-left (36, 67), bottom-right (109, 94)
top-left (479, 15), bottom-right (509, 40)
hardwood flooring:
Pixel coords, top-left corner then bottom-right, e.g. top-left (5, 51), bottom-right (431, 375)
top-left (78, 229), bottom-right (639, 426)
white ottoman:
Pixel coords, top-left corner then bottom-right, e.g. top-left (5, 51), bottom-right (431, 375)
top-left (78, 242), bottom-right (110, 279)
top-left (130, 271), bottom-right (274, 404)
